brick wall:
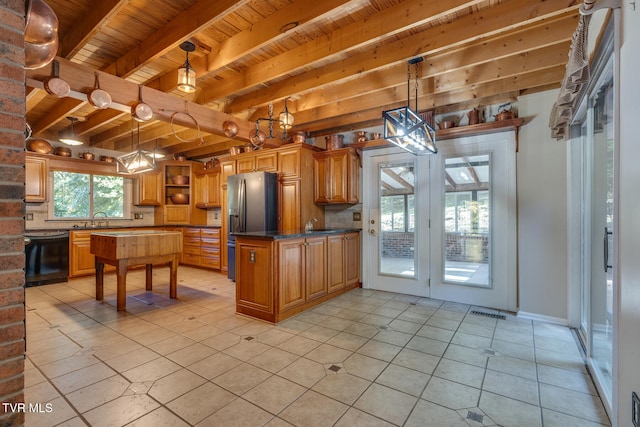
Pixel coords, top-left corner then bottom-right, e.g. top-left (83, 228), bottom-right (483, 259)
top-left (381, 232), bottom-right (414, 258)
top-left (0, 0), bottom-right (26, 426)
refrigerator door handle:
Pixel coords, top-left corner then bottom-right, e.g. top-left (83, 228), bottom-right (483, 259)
top-left (239, 178), bottom-right (246, 232)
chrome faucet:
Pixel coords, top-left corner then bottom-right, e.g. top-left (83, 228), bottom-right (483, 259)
top-left (91, 211), bottom-right (108, 228)
top-left (305, 218), bottom-right (318, 232)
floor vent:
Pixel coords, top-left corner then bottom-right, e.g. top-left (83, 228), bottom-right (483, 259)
top-left (470, 310), bottom-right (506, 320)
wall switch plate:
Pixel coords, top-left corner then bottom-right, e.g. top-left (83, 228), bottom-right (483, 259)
top-left (138, 213), bottom-right (143, 219)
top-left (26, 213), bottom-right (33, 221)
top-left (633, 392), bottom-right (639, 427)
top-left (353, 212), bottom-right (362, 221)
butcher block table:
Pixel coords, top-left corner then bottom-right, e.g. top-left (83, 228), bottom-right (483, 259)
top-left (90, 230), bottom-right (183, 311)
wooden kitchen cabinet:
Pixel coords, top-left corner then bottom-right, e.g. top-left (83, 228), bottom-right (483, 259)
top-left (327, 231), bottom-right (360, 293)
top-left (278, 235), bottom-right (327, 306)
top-left (160, 160), bottom-right (206, 225)
top-left (236, 150), bottom-right (278, 173)
top-left (181, 227), bottom-right (221, 270)
top-left (69, 230), bottom-right (96, 277)
top-left (25, 156), bottom-right (47, 202)
top-left (236, 238), bottom-right (274, 319)
top-left (235, 231), bottom-right (358, 323)
top-left (194, 168), bottom-right (221, 208)
top-left (134, 169), bottom-right (162, 206)
top-left (313, 147), bottom-right (359, 204)
top-left (278, 144), bottom-right (324, 233)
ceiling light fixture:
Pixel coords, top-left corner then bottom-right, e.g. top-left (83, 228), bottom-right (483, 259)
top-left (253, 100), bottom-right (294, 144)
top-left (382, 57), bottom-right (437, 155)
top-left (177, 41), bottom-right (196, 93)
top-left (59, 116), bottom-right (83, 146)
top-left (279, 98), bottom-right (294, 131)
top-left (117, 123), bottom-right (156, 174)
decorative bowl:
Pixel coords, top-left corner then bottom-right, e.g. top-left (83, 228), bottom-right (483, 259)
top-left (170, 194), bottom-right (189, 204)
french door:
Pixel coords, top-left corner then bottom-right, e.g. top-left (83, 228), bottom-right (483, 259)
top-left (429, 134), bottom-right (517, 312)
top-left (361, 135), bottom-right (517, 312)
top-left (362, 150), bottom-right (430, 296)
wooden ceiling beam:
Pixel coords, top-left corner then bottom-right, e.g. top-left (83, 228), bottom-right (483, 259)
top-left (291, 42), bottom-right (570, 126)
top-left (73, 109), bottom-right (126, 136)
top-left (102, 0), bottom-right (248, 78)
top-left (289, 14), bottom-right (577, 114)
top-left (30, 98), bottom-right (85, 135)
top-left (26, 56), bottom-right (255, 143)
top-left (301, 66), bottom-right (565, 133)
top-left (60, 0), bottom-right (131, 59)
top-left (205, 0), bottom-right (352, 75)
top-left (227, 1), bottom-right (577, 114)
top-left (207, 0), bottom-right (483, 105)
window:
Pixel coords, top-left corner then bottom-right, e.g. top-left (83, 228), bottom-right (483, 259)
top-left (381, 194), bottom-right (415, 232)
top-left (52, 171), bottom-right (126, 219)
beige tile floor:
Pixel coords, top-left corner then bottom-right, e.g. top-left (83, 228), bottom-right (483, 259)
top-left (22, 266), bottom-right (611, 427)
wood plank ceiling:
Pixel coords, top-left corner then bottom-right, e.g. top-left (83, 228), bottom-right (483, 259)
top-left (25, 0), bottom-right (581, 159)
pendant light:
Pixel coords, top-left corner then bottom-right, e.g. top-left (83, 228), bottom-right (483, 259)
top-left (177, 41), bottom-right (196, 93)
top-left (382, 58), bottom-right (437, 155)
top-left (117, 123), bottom-right (156, 174)
top-left (279, 98), bottom-right (294, 131)
top-left (59, 116), bottom-right (83, 146)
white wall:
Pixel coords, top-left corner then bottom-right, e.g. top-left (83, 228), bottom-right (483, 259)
top-left (516, 90), bottom-right (569, 321)
top-left (616, 4), bottom-right (640, 426)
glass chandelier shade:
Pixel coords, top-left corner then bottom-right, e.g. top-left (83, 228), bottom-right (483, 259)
top-left (117, 123), bottom-right (157, 174)
top-left (382, 58), bottom-right (437, 155)
top-left (177, 41), bottom-right (196, 93)
top-left (382, 106), bottom-right (436, 155)
top-left (279, 99), bottom-right (294, 130)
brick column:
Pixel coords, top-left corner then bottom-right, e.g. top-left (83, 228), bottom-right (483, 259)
top-left (0, 0), bottom-right (26, 426)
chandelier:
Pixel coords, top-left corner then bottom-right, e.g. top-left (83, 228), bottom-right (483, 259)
top-left (117, 123), bottom-right (156, 174)
top-left (382, 58), bottom-right (437, 155)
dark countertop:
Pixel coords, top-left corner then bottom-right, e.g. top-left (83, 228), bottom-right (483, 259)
top-left (232, 228), bottom-right (361, 240)
top-left (27, 224), bottom-right (221, 232)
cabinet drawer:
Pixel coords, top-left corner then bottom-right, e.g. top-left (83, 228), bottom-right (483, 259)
top-left (184, 236), bottom-right (201, 246)
top-left (201, 237), bottom-right (220, 247)
top-left (183, 245), bottom-right (201, 255)
top-left (182, 253), bottom-right (200, 265)
top-left (201, 228), bottom-right (221, 239)
top-left (201, 246), bottom-right (220, 256)
top-left (201, 255), bottom-right (220, 269)
top-left (183, 228), bottom-right (201, 238)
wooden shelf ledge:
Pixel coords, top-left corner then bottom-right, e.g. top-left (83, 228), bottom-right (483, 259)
top-left (351, 118), bottom-right (525, 152)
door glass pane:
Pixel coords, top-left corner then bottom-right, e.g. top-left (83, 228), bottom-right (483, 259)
top-left (443, 154), bottom-right (490, 286)
top-left (590, 62), bottom-right (614, 398)
top-left (379, 162), bottom-right (416, 277)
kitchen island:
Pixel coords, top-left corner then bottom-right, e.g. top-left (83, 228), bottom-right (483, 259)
top-left (233, 229), bottom-right (360, 323)
top-left (90, 230), bottom-right (183, 311)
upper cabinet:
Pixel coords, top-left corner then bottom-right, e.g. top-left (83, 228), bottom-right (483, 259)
top-left (134, 169), bottom-right (162, 206)
top-left (25, 156), bottom-right (47, 202)
top-left (313, 147), bottom-right (359, 204)
top-left (160, 160), bottom-right (207, 225)
top-left (194, 167), bottom-right (221, 208)
top-left (236, 150), bottom-right (278, 173)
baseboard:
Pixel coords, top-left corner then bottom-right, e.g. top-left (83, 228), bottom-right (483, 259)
top-left (516, 311), bottom-right (570, 326)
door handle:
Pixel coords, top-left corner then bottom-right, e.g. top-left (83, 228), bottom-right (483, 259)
top-left (604, 226), bottom-right (613, 272)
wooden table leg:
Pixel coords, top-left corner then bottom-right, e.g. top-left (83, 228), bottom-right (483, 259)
top-left (116, 258), bottom-right (128, 311)
top-left (145, 264), bottom-right (153, 290)
top-left (169, 254), bottom-right (178, 299)
top-left (95, 260), bottom-right (104, 301)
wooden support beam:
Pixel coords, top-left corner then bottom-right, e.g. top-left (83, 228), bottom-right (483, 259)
top-left (102, 0), bottom-right (247, 78)
top-left (224, 0), bottom-right (577, 113)
top-left (26, 57), bottom-right (254, 143)
top-left (60, 0), bottom-right (130, 59)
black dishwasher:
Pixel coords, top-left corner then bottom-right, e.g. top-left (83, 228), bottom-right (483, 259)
top-left (24, 230), bottom-right (69, 286)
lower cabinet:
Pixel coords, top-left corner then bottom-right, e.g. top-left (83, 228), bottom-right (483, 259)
top-left (180, 227), bottom-right (221, 270)
top-left (235, 232), bottom-right (360, 323)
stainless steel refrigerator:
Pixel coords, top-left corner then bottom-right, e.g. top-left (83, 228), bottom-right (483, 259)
top-left (227, 171), bottom-right (278, 281)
